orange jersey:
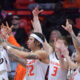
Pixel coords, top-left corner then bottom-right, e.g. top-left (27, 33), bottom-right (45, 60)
top-left (14, 64), bottom-right (26, 80)
top-left (8, 35), bottom-right (26, 80)
top-left (8, 35), bottom-right (20, 47)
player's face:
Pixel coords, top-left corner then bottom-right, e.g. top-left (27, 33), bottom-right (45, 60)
top-left (27, 36), bottom-right (35, 50)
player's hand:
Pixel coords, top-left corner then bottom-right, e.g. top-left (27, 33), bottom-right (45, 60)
top-left (60, 46), bottom-right (69, 58)
top-left (61, 19), bottom-right (73, 34)
top-left (32, 5), bottom-right (43, 16)
top-left (6, 21), bottom-right (13, 35)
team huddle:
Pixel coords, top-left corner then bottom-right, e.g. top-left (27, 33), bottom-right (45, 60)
top-left (0, 6), bottom-right (80, 80)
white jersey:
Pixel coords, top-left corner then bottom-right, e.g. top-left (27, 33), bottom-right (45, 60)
top-left (48, 52), bottom-right (67, 80)
top-left (0, 46), bottom-right (11, 80)
top-left (72, 67), bottom-right (80, 80)
top-left (24, 59), bottom-right (48, 80)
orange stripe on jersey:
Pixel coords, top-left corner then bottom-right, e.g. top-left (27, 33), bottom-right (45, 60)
top-left (50, 61), bottom-right (60, 66)
top-left (26, 60), bottom-right (35, 64)
top-left (14, 64), bottom-right (26, 80)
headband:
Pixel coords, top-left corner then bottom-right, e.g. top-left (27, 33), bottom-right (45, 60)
top-left (30, 33), bottom-right (44, 45)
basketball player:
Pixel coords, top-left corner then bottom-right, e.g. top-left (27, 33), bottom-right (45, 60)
top-left (62, 19), bottom-right (80, 80)
top-left (31, 6), bottom-right (68, 80)
top-left (0, 41), bottom-right (11, 80)
top-left (1, 32), bottom-right (49, 80)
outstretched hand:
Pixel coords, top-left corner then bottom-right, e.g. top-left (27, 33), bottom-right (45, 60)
top-left (61, 19), bottom-right (73, 34)
top-left (6, 21), bottom-right (13, 35)
top-left (54, 39), bottom-right (69, 58)
top-left (0, 22), bottom-right (13, 40)
top-left (60, 46), bottom-right (69, 58)
top-left (32, 5), bottom-right (43, 16)
top-left (31, 6), bottom-right (43, 33)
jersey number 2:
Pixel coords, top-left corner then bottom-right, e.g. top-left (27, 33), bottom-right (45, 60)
top-left (27, 65), bottom-right (34, 76)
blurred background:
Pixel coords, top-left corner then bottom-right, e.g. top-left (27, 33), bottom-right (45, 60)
top-left (0, 0), bottom-right (80, 48)
top-left (0, 0), bottom-right (80, 41)
top-left (0, 0), bottom-right (80, 80)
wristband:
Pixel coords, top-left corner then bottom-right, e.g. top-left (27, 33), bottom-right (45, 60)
top-left (7, 46), bottom-right (11, 50)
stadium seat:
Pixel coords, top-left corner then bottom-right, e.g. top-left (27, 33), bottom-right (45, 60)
top-left (19, 18), bottom-right (32, 35)
top-left (62, 0), bottom-right (80, 8)
top-left (75, 18), bottom-right (80, 29)
top-left (14, 0), bottom-right (35, 9)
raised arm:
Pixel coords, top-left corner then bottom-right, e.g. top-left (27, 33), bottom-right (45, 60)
top-left (1, 42), bottom-right (49, 64)
top-left (32, 5), bottom-right (43, 33)
top-left (62, 19), bottom-right (80, 55)
top-left (32, 6), bottom-right (53, 54)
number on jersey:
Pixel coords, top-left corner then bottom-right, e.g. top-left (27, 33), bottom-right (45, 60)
top-left (51, 66), bottom-right (58, 76)
top-left (27, 65), bottom-right (34, 76)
